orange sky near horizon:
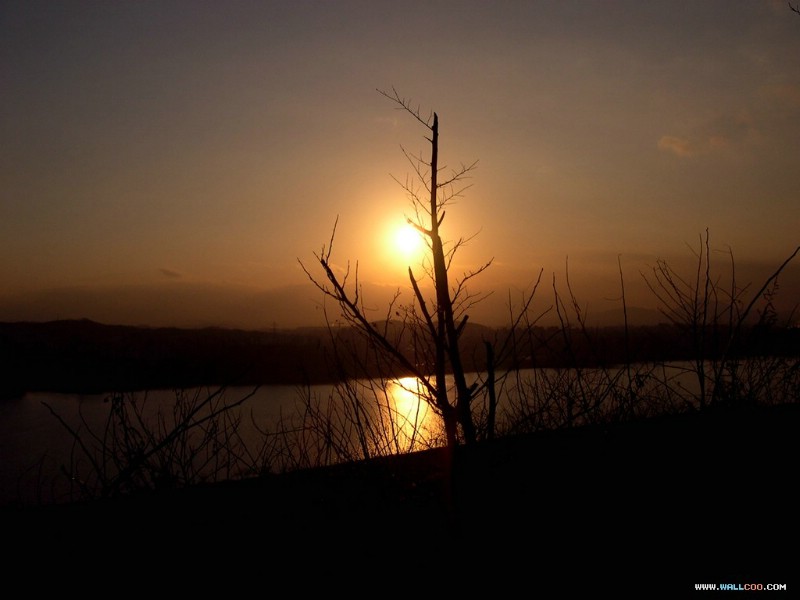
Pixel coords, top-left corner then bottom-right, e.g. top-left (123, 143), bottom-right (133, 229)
top-left (2, 1), bottom-right (799, 329)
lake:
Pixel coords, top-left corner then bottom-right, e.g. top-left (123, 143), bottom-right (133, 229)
top-left (0, 376), bottom-right (445, 507)
top-left (0, 362), bottom-right (716, 507)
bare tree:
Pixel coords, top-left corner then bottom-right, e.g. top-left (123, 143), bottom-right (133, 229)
top-left (300, 88), bottom-right (493, 448)
top-left (642, 229), bottom-right (800, 409)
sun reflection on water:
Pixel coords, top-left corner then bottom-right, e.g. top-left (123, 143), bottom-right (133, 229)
top-left (386, 376), bottom-right (440, 447)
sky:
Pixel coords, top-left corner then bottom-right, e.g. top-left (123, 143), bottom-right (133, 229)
top-left (2, 0), bottom-right (799, 329)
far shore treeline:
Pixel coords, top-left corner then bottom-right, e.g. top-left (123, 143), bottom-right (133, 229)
top-left (2, 318), bottom-right (797, 398)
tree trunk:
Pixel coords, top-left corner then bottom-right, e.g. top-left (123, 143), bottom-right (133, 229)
top-left (485, 341), bottom-right (497, 441)
top-left (428, 113), bottom-right (476, 445)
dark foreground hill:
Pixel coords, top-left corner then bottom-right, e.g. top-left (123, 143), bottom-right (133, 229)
top-left (3, 402), bottom-right (797, 591)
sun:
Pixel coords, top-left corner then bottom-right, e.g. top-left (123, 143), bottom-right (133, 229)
top-left (394, 223), bottom-right (424, 258)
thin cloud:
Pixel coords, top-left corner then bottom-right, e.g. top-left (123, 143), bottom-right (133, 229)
top-left (767, 0), bottom-right (795, 14)
top-left (658, 135), bottom-right (696, 157)
top-left (658, 112), bottom-right (756, 158)
top-left (159, 268), bottom-right (182, 279)
top-left (760, 83), bottom-right (800, 108)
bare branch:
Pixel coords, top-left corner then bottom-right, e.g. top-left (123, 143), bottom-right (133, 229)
top-left (377, 86), bottom-right (433, 129)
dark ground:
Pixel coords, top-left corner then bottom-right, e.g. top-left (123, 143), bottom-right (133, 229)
top-left (3, 402), bottom-right (797, 593)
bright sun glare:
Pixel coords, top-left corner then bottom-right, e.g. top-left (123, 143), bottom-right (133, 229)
top-left (394, 223), bottom-right (424, 258)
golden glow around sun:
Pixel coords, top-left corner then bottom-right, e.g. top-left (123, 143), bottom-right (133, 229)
top-left (375, 217), bottom-right (428, 275)
top-left (394, 223), bottom-right (424, 258)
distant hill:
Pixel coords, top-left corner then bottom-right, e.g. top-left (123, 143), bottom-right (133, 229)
top-left (2, 317), bottom-right (797, 398)
top-left (0, 319), bottom-right (499, 396)
top-left (586, 306), bottom-right (665, 326)
top-left (0, 319), bottom-right (335, 397)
